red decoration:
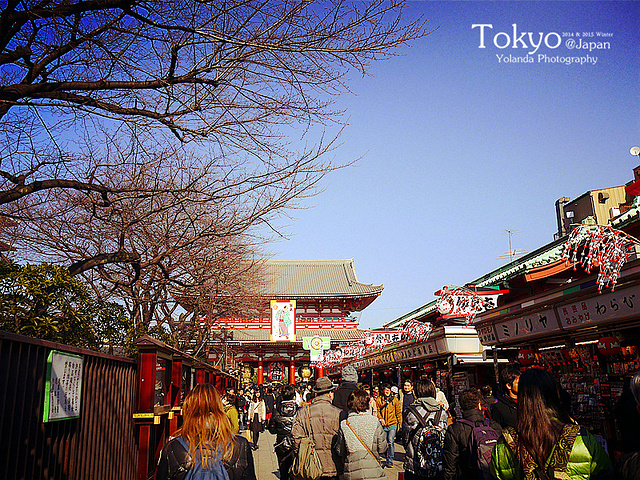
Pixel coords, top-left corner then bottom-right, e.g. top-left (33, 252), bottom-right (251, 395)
top-left (517, 349), bottom-right (536, 365)
top-left (372, 371), bottom-right (379, 380)
top-left (435, 285), bottom-right (493, 323)
top-left (597, 336), bottom-right (621, 356)
top-left (563, 225), bottom-right (638, 293)
top-left (424, 363), bottom-right (436, 374)
top-left (268, 362), bottom-right (285, 382)
top-left (401, 319), bottom-right (433, 342)
top-left (402, 366), bottom-right (412, 376)
top-left (383, 369), bottom-right (393, 377)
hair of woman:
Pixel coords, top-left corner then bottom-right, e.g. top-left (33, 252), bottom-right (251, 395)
top-left (515, 368), bottom-right (573, 467)
top-left (176, 383), bottom-right (234, 467)
top-left (347, 389), bottom-right (371, 413)
top-left (414, 378), bottom-right (436, 399)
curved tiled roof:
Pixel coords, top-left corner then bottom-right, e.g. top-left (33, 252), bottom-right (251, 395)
top-left (261, 259), bottom-right (383, 298)
top-left (216, 328), bottom-right (364, 343)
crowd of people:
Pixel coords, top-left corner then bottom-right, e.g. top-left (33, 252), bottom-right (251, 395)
top-left (156, 366), bottom-right (640, 480)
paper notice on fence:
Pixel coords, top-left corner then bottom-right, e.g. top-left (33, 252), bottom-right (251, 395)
top-left (43, 350), bottom-right (83, 422)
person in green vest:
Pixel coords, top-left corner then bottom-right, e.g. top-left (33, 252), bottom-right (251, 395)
top-left (490, 368), bottom-right (612, 480)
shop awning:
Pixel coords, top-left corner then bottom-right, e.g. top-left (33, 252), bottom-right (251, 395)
top-left (452, 353), bottom-right (509, 365)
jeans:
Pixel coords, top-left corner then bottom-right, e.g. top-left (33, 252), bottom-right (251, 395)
top-left (384, 424), bottom-right (397, 464)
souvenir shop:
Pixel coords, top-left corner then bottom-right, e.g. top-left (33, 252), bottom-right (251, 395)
top-left (474, 257), bottom-right (640, 457)
top-left (348, 325), bottom-right (504, 415)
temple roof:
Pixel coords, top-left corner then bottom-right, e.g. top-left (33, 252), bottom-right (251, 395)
top-left (215, 327), bottom-right (364, 343)
top-left (262, 259), bottom-right (383, 299)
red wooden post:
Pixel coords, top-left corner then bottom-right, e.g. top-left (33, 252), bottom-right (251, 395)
top-left (289, 359), bottom-right (296, 385)
top-left (136, 349), bottom-right (156, 480)
top-left (170, 359), bottom-right (182, 435)
top-left (317, 367), bottom-right (324, 378)
top-left (258, 359), bottom-right (264, 385)
top-left (196, 369), bottom-right (205, 385)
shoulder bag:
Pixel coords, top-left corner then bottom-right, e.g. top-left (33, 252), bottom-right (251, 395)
top-left (290, 407), bottom-right (323, 480)
top-left (345, 419), bottom-right (383, 468)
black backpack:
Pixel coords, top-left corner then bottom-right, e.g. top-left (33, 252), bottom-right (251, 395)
top-left (407, 405), bottom-right (445, 478)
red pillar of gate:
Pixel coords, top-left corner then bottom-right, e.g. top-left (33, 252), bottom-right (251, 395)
top-left (289, 360), bottom-right (296, 385)
top-left (317, 367), bottom-right (324, 378)
top-left (258, 359), bottom-right (264, 385)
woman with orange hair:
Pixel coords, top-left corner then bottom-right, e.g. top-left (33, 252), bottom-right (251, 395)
top-left (156, 383), bottom-right (256, 480)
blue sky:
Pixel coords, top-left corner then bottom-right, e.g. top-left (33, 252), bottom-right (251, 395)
top-left (266, 1), bottom-right (640, 329)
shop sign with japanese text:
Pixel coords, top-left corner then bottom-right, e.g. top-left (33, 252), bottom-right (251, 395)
top-left (560, 284), bottom-right (640, 330)
top-left (476, 324), bottom-right (497, 346)
top-left (495, 308), bottom-right (560, 343)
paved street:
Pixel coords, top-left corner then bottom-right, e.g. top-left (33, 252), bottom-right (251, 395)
top-left (248, 428), bottom-right (405, 480)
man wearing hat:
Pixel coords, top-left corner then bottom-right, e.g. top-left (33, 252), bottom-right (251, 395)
top-left (332, 364), bottom-right (360, 414)
top-left (291, 377), bottom-right (342, 480)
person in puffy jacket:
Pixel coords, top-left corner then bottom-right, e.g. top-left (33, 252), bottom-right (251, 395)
top-left (268, 384), bottom-right (299, 480)
top-left (334, 389), bottom-right (387, 480)
top-left (490, 368), bottom-right (612, 480)
top-left (156, 383), bottom-right (256, 480)
top-left (291, 376), bottom-right (342, 479)
top-left (402, 378), bottom-right (448, 480)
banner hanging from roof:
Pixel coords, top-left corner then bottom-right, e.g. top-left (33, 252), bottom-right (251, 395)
top-left (435, 285), bottom-right (497, 323)
top-left (270, 300), bottom-right (296, 342)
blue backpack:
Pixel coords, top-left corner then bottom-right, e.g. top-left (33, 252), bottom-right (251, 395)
top-left (176, 437), bottom-right (230, 480)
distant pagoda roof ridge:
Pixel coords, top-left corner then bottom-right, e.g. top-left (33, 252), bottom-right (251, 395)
top-left (261, 258), bottom-right (383, 298)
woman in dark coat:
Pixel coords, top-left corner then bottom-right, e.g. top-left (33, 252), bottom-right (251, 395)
top-left (156, 383), bottom-right (256, 480)
top-left (268, 384), bottom-right (299, 480)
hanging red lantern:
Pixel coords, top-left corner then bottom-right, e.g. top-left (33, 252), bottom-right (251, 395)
top-left (517, 349), bottom-right (536, 365)
top-left (424, 363), bottom-right (436, 374)
top-left (268, 362), bottom-right (285, 382)
top-left (402, 366), bottom-right (413, 376)
top-left (372, 371), bottom-right (380, 380)
top-left (597, 336), bottom-right (621, 356)
top-left (383, 369), bottom-right (393, 377)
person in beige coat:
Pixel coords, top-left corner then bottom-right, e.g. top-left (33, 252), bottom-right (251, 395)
top-left (291, 377), bottom-right (342, 480)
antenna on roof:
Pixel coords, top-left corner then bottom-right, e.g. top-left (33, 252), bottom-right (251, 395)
top-left (497, 229), bottom-right (527, 262)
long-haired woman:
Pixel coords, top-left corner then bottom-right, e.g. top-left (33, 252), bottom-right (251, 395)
top-left (248, 390), bottom-right (266, 450)
top-left (490, 368), bottom-right (612, 480)
top-left (156, 383), bottom-right (256, 480)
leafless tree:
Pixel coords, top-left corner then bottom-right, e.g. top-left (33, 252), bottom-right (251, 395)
top-left (1, 0), bottom-right (431, 203)
top-left (0, 1), bottom-right (433, 348)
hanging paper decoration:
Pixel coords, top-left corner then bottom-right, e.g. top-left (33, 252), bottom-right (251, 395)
top-left (363, 331), bottom-right (394, 350)
top-left (383, 369), bottom-right (393, 377)
top-left (563, 225), bottom-right (639, 293)
top-left (402, 366), bottom-right (413, 376)
top-left (400, 319), bottom-right (433, 342)
top-left (424, 363), bottom-right (436, 374)
top-left (435, 285), bottom-right (494, 323)
top-left (372, 371), bottom-right (380, 380)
